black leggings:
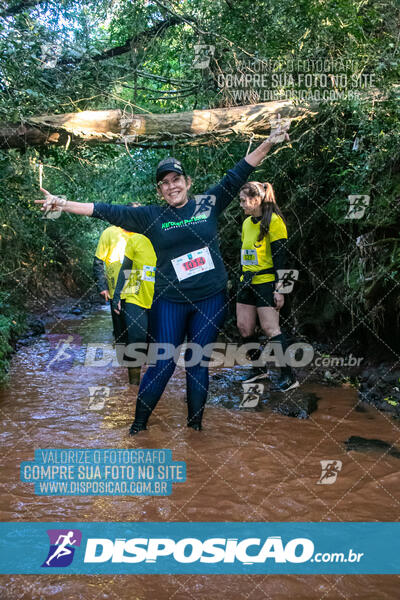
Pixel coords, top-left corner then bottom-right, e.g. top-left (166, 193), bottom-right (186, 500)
top-left (122, 302), bottom-right (148, 365)
top-left (111, 300), bottom-right (148, 364)
top-left (110, 299), bottom-right (127, 344)
top-left (134, 291), bottom-right (227, 427)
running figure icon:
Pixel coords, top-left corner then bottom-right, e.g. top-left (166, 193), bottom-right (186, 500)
top-left (45, 531), bottom-right (77, 566)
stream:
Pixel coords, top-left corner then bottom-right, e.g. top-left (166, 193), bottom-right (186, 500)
top-left (0, 305), bottom-right (399, 599)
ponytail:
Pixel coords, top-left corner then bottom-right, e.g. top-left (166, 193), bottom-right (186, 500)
top-left (240, 181), bottom-right (286, 242)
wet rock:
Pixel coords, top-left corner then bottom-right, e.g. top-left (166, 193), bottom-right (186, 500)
top-left (268, 391), bottom-right (318, 419)
top-left (322, 370), bottom-right (341, 386)
top-left (26, 317), bottom-right (45, 336)
top-left (210, 373), bottom-right (225, 381)
top-left (382, 373), bottom-right (399, 385)
top-left (16, 337), bottom-right (38, 348)
top-left (70, 307), bottom-right (83, 315)
top-left (358, 366), bottom-right (400, 417)
top-left (15, 317), bottom-right (46, 348)
top-left (208, 370), bottom-right (266, 410)
top-left (345, 436), bottom-right (400, 459)
top-left (208, 369), bottom-right (319, 418)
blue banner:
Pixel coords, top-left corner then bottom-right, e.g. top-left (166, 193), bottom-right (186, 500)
top-left (0, 522), bottom-right (399, 574)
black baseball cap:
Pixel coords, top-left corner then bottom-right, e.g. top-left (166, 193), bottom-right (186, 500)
top-left (156, 157), bottom-right (186, 182)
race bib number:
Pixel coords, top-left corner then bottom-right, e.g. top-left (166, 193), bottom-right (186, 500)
top-left (141, 265), bottom-right (156, 283)
top-left (171, 247), bottom-right (215, 282)
top-left (241, 249), bottom-right (258, 265)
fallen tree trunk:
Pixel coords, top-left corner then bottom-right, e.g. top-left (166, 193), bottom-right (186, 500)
top-left (0, 101), bottom-right (316, 150)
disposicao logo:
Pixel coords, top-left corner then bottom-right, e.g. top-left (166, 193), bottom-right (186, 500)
top-left (83, 536), bottom-right (314, 564)
top-left (42, 529), bottom-right (82, 567)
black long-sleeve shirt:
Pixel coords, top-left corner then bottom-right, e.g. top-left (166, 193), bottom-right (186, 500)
top-left (93, 158), bottom-right (254, 302)
top-left (93, 256), bottom-right (108, 293)
top-left (113, 255), bottom-right (132, 306)
top-left (271, 239), bottom-right (287, 283)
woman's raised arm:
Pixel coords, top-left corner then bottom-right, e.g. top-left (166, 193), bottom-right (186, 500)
top-left (245, 114), bottom-right (291, 167)
top-left (36, 188), bottom-right (151, 234)
top-left (208, 114), bottom-right (291, 214)
top-left (35, 188), bottom-right (94, 216)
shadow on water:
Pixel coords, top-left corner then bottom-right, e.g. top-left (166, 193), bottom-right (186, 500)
top-left (345, 436), bottom-right (400, 458)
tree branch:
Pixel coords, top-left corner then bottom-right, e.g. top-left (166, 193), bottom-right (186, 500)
top-left (151, 0), bottom-right (203, 32)
top-left (58, 16), bottom-right (181, 66)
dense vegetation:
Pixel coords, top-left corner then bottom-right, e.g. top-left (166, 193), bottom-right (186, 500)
top-left (0, 0), bottom-right (399, 378)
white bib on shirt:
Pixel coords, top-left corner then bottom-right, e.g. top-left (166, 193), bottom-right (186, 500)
top-left (171, 247), bottom-right (215, 282)
top-left (141, 265), bottom-right (156, 283)
top-left (241, 249), bottom-right (258, 266)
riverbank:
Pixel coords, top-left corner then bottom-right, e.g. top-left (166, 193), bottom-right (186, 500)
top-left (0, 284), bottom-right (102, 382)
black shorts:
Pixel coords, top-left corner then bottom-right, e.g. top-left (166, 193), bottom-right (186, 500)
top-left (237, 281), bottom-right (275, 308)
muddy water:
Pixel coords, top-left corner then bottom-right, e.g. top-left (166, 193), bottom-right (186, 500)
top-left (0, 306), bottom-right (399, 599)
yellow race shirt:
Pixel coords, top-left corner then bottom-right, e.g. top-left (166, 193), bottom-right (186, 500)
top-left (122, 234), bottom-right (157, 309)
top-left (241, 213), bottom-right (287, 284)
top-left (95, 226), bottom-right (134, 299)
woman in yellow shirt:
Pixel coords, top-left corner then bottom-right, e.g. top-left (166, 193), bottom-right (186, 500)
top-left (237, 181), bottom-right (298, 392)
top-left (112, 233), bottom-right (157, 385)
top-left (93, 225), bottom-right (134, 347)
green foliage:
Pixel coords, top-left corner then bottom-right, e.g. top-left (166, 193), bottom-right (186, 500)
top-left (0, 290), bottom-right (26, 382)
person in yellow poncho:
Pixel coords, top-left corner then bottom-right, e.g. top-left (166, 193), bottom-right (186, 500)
top-left (236, 181), bottom-right (299, 392)
top-left (112, 233), bottom-right (157, 385)
top-left (93, 226), bottom-right (156, 384)
top-left (93, 225), bottom-right (134, 346)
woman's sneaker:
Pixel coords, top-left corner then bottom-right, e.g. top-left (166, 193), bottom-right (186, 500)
top-left (242, 367), bottom-right (274, 384)
top-left (271, 373), bottom-right (299, 392)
